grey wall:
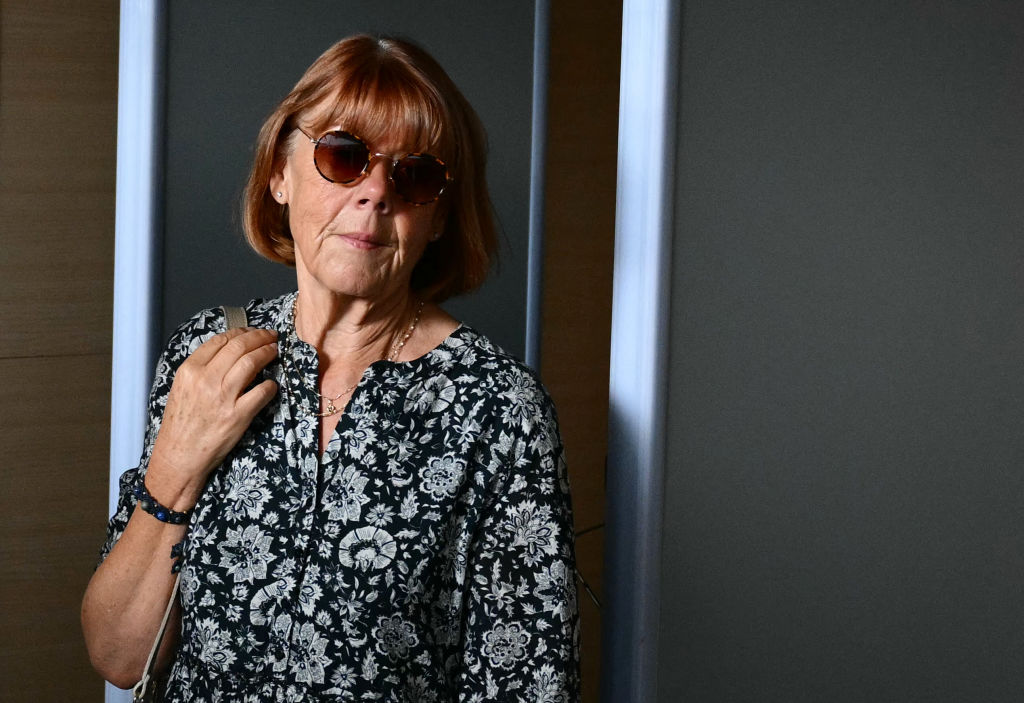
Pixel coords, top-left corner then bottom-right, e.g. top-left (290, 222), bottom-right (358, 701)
top-left (660, 2), bottom-right (1023, 701)
top-left (160, 1), bottom-right (536, 358)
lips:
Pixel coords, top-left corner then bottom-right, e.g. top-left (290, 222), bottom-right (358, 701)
top-left (337, 231), bottom-right (387, 250)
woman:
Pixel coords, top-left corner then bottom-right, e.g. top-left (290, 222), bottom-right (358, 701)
top-left (83, 35), bottom-right (579, 702)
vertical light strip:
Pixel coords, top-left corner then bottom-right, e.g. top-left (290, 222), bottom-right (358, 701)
top-left (524, 0), bottom-right (550, 370)
top-left (110, 0), bottom-right (163, 511)
top-left (602, 0), bottom-right (680, 701)
top-left (108, 1), bottom-right (164, 699)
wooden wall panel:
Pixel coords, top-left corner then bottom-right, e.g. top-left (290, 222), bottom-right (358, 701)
top-left (542, 2), bottom-right (622, 701)
top-left (0, 192), bottom-right (116, 356)
top-left (0, 1), bottom-right (118, 699)
top-left (0, 1), bottom-right (118, 358)
top-left (0, 355), bottom-right (111, 698)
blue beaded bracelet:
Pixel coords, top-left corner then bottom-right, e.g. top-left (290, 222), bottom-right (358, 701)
top-left (170, 540), bottom-right (185, 573)
top-left (131, 476), bottom-right (193, 525)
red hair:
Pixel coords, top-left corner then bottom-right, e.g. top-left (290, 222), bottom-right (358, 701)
top-left (242, 35), bottom-right (496, 301)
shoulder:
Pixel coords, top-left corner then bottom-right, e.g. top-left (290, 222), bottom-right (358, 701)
top-left (438, 325), bottom-right (560, 436)
top-left (159, 293), bottom-right (291, 366)
top-left (239, 292), bottom-right (292, 330)
top-left (443, 326), bottom-right (548, 395)
top-left (441, 328), bottom-right (568, 494)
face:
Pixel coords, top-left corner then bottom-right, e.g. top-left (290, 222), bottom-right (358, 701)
top-left (270, 116), bottom-right (445, 305)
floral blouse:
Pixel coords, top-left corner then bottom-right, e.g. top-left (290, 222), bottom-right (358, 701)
top-left (100, 292), bottom-right (580, 702)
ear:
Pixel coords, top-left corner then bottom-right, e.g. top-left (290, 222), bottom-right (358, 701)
top-left (270, 167), bottom-right (286, 203)
top-left (269, 158), bottom-right (289, 202)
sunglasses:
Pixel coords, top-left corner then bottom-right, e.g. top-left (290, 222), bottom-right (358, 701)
top-left (297, 128), bottom-right (451, 205)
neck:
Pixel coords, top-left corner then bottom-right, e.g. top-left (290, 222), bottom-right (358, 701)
top-left (293, 288), bottom-right (418, 370)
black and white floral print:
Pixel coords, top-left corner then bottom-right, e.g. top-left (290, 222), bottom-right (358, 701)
top-left (100, 292), bottom-right (580, 702)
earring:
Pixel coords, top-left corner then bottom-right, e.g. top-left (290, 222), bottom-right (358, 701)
top-left (431, 232), bottom-right (442, 241)
top-left (275, 191), bottom-right (283, 198)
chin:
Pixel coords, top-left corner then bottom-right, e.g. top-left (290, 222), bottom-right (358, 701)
top-left (323, 277), bottom-right (406, 303)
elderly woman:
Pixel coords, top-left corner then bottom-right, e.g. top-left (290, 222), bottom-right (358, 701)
top-left (83, 35), bottom-right (579, 702)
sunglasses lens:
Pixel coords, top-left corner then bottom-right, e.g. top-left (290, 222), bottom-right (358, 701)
top-left (314, 131), bottom-right (369, 183)
top-left (391, 154), bottom-right (449, 205)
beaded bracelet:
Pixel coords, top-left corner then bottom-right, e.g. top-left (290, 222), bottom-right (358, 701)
top-left (170, 540), bottom-right (185, 573)
top-left (132, 475), bottom-right (193, 525)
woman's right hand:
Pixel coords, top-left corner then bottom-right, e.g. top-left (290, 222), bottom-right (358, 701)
top-left (83, 325), bottom-right (279, 686)
top-left (146, 326), bottom-right (279, 509)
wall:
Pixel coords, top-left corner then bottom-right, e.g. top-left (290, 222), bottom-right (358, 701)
top-left (659, 2), bottom-right (1024, 700)
top-left (159, 1), bottom-right (536, 358)
top-left (0, 0), bottom-right (119, 698)
top-left (542, 2), bottom-right (621, 701)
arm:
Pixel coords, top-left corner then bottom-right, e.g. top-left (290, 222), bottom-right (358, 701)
top-left (457, 391), bottom-right (581, 702)
top-left (82, 319), bottom-right (279, 687)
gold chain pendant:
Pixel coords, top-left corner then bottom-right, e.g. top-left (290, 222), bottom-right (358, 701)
top-left (316, 397), bottom-right (341, 418)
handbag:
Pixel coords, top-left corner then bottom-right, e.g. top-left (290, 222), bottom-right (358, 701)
top-left (132, 305), bottom-right (247, 702)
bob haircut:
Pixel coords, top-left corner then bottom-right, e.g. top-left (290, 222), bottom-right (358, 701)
top-left (243, 35), bottom-right (497, 302)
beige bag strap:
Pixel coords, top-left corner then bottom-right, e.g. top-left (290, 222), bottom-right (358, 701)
top-left (133, 304), bottom-right (247, 702)
top-left (222, 305), bottom-right (248, 331)
top-left (132, 572), bottom-right (181, 702)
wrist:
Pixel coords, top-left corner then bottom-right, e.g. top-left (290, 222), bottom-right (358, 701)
top-left (145, 447), bottom-right (208, 510)
top-left (132, 474), bottom-right (194, 524)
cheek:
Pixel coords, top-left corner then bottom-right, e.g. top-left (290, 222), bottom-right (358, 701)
top-left (415, 203), bottom-right (445, 235)
top-left (401, 210), bottom-right (440, 251)
top-left (431, 199), bottom-right (450, 231)
top-left (290, 184), bottom-right (346, 234)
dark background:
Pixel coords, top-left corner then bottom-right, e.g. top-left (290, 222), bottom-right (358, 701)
top-left (160, 1), bottom-right (536, 359)
top-left (660, 2), bottom-right (1023, 701)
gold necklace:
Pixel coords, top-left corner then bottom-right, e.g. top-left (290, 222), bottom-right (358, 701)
top-left (291, 297), bottom-right (424, 418)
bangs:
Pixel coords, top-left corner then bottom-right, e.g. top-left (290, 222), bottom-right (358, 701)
top-left (308, 66), bottom-right (452, 163)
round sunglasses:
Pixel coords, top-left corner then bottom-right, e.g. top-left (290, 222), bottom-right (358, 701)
top-left (297, 128), bottom-right (451, 205)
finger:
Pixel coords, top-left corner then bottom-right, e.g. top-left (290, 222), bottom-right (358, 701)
top-left (235, 379), bottom-right (279, 419)
top-left (185, 327), bottom-right (254, 366)
top-left (221, 339), bottom-right (279, 395)
top-left (206, 328), bottom-right (279, 375)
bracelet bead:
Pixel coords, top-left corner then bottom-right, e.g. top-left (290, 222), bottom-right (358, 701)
top-left (170, 540), bottom-right (185, 573)
top-left (132, 475), bottom-right (193, 525)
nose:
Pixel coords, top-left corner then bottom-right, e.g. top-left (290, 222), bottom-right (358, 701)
top-left (356, 155), bottom-right (393, 210)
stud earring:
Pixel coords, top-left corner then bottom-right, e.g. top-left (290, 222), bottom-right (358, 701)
top-left (275, 191), bottom-right (283, 198)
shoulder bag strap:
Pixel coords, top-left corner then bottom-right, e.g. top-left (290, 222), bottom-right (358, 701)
top-left (133, 304), bottom-right (247, 702)
top-left (222, 305), bottom-right (248, 331)
top-left (132, 572), bottom-right (181, 702)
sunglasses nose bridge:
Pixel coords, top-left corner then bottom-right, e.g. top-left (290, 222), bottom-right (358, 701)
top-left (363, 153), bottom-right (402, 196)
top-left (366, 151), bottom-right (399, 178)
top-left (352, 153), bottom-right (400, 204)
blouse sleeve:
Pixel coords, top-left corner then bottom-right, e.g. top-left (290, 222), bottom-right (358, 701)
top-left (456, 381), bottom-right (581, 702)
top-left (97, 307), bottom-right (227, 564)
